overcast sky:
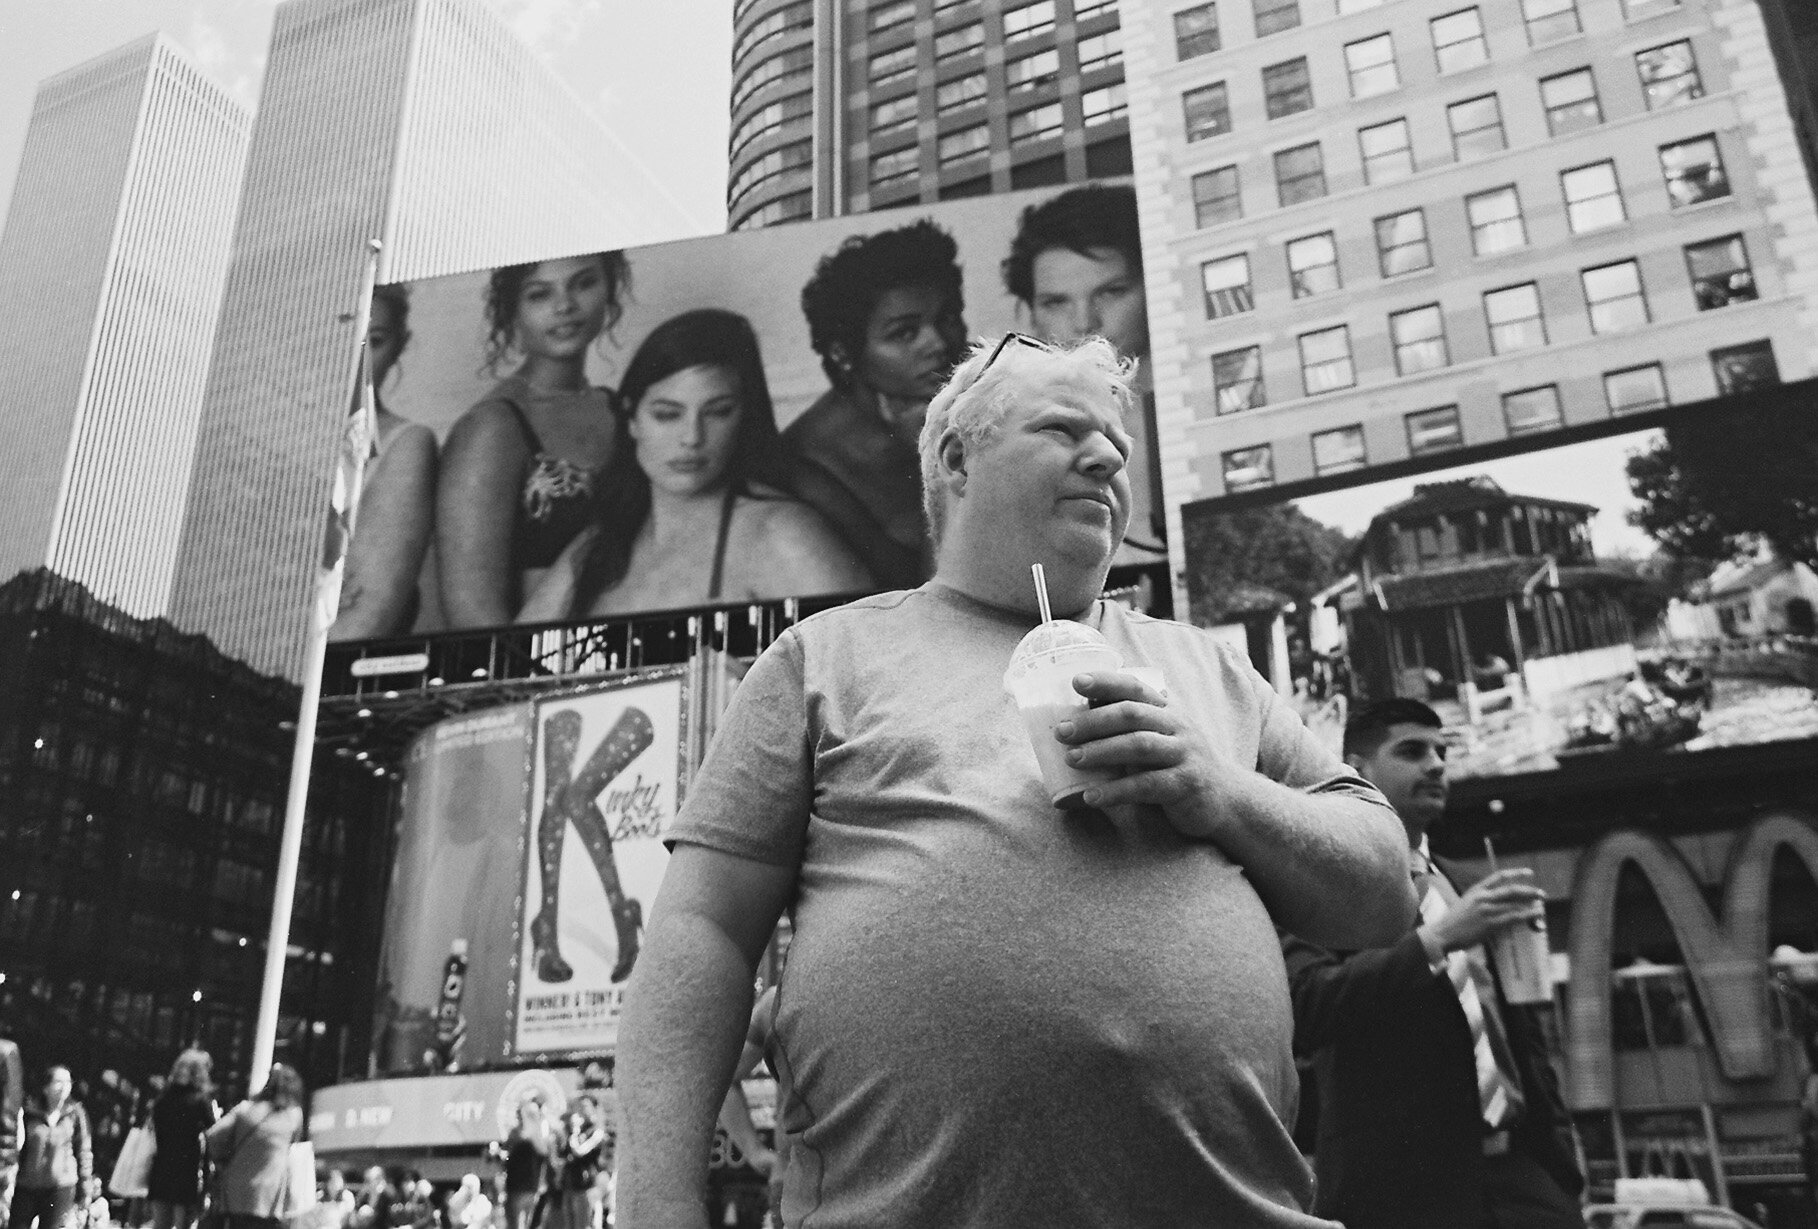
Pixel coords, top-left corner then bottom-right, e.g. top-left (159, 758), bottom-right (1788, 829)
top-left (0, 0), bottom-right (734, 240)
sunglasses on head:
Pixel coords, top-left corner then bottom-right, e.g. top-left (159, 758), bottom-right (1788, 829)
top-left (954, 331), bottom-right (1055, 397)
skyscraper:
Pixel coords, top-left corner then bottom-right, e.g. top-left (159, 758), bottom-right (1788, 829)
top-left (166, 0), bottom-right (686, 679)
top-left (728, 0), bottom-right (1133, 230)
top-left (1117, 0), bottom-right (1818, 608)
top-left (0, 34), bottom-right (249, 617)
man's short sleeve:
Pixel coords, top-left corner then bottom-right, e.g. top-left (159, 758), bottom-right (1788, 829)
top-left (668, 630), bottom-right (814, 867)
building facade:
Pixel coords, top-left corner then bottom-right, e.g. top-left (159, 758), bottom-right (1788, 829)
top-left (729, 0), bottom-right (1134, 230)
top-left (1115, 0), bottom-right (1818, 613)
top-left (166, 0), bottom-right (685, 680)
top-left (0, 35), bottom-right (248, 620)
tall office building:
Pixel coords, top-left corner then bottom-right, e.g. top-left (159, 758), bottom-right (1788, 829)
top-left (0, 35), bottom-right (249, 617)
top-left (166, 0), bottom-right (686, 679)
top-left (729, 0), bottom-right (1133, 230)
top-left (1117, 0), bottom-right (1818, 609)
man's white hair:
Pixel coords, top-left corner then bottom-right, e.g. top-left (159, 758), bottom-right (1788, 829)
top-left (918, 335), bottom-right (1139, 547)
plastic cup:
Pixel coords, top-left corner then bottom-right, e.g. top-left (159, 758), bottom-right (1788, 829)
top-left (1004, 622), bottom-right (1123, 809)
top-left (1491, 911), bottom-right (1554, 1005)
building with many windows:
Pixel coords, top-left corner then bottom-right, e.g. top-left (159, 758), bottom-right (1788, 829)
top-left (166, 0), bottom-right (686, 680)
top-left (0, 35), bottom-right (248, 620)
top-left (729, 0), bottom-right (1133, 229)
top-left (1119, 0), bottom-right (1818, 611)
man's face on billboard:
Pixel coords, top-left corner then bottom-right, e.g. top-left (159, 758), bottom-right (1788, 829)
top-left (854, 282), bottom-right (966, 404)
top-left (1030, 247), bottom-right (1149, 361)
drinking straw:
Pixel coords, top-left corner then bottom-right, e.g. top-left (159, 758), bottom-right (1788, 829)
top-left (1483, 835), bottom-right (1499, 871)
top-left (1031, 563), bottom-right (1054, 653)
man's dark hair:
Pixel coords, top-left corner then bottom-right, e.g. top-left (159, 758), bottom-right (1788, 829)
top-left (1002, 183), bottom-right (1143, 304)
top-left (800, 219), bottom-right (963, 389)
top-left (1343, 698), bottom-right (1443, 759)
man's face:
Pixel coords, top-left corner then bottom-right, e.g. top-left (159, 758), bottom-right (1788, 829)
top-left (1349, 723), bottom-right (1449, 835)
top-left (1029, 247), bottom-right (1149, 360)
top-left (948, 364), bottom-right (1132, 578)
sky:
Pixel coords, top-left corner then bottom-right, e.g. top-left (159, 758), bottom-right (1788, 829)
top-left (0, 0), bottom-right (734, 239)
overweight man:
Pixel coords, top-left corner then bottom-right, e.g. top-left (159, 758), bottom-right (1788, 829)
top-left (615, 336), bottom-right (1417, 1228)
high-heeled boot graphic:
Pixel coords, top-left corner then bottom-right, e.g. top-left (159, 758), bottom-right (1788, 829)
top-left (530, 707), bottom-right (655, 985)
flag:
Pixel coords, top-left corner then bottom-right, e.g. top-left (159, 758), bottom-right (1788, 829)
top-left (315, 343), bottom-right (379, 631)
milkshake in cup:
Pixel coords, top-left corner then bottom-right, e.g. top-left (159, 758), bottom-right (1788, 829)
top-left (1491, 912), bottom-right (1554, 1005)
top-left (1004, 620), bottom-right (1124, 809)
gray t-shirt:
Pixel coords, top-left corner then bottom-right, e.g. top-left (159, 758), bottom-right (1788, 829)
top-left (671, 584), bottom-right (1376, 1228)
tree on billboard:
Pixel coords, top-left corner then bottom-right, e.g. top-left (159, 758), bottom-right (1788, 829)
top-left (1183, 504), bottom-right (1356, 624)
top-left (1625, 408), bottom-right (1818, 572)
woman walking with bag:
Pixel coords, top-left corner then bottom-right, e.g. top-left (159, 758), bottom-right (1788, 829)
top-left (147, 1051), bottom-right (218, 1229)
top-left (202, 1067), bottom-right (304, 1229)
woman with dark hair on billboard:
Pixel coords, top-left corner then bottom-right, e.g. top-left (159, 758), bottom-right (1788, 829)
top-left (435, 252), bottom-right (630, 629)
top-left (783, 219), bottom-right (969, 590)
top-left (518, 308), bottom-right (871, 619)
top-left (332, 284), bottom-right (437, 641)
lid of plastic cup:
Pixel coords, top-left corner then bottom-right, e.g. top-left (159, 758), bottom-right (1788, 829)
top-left (1003, 620), bottom-right (1120, 687)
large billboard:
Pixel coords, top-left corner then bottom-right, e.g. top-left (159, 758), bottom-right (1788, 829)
top-left (331, 180), bottom-right (1164, 641)
top-left (1179, 387), bottom-right (1818, 780)
top-left (373, 669), bottom-right (688, 1070)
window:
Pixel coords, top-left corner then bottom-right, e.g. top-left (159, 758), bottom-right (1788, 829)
top-left (1184, 83), bottom-right (1231, 142)
top-left (1202, 253), bottom-right (1254, 317)
top-left (1223, 445), bottom-right (1275, 491)
top-left (730, 138), bottom-right (812, 202)
top-left (1503, 386), bottom-right (1564, 434)
top-left (1193, 165), bottom-right (1242, 227)
top-left (937, 123), bottom-right (989, 163)
top-left (1312, 425), bottom-right (1368, 475)
top-left (1431, 9), bottom-right (1488, 74)
top-left (1484, 283), bottom-right (1546, 353)
top-left (1077, 29), bottom-right (1122, 73)
top-left (1074, 0), bottom-right (1115, 18)
top-left (731, 91), bottom-right (812, 154)
top-left (1661, 135), bottom-right (1730, 207)
top-left (1004, 0), bottom-right (1055, 40)
top-left (1685, 234), bottom-right (1757, 310)
top-left (1007, 48), bottom-right (1060, 90)
top-left (872, 94), bottom-right (919, 137)
top-left (1346, 35), bottom-right (1399, 98)
top-left (1466, 186), bottom-right (1525, 255)
top-left (736, 46), bottom-right (814, 108)
top-left (1253, 0), bottom-right (1300, 36)
top-left (1009, 102), bottom-right (1064, 145)
top-left (870, 44), bottom-right (918, 88)
top-left (733, 190), bottom-right (811, 230)
top-left (1287, 232), bottom-right (1340, 297)
top-left (1541, 68), bottom-right (1602, 135)
top-left (936, 22), bottom-right (984, 60)
top-left (1625, 0), bottom-right (1680, 17)
top-left (1448, 94), bottom-right (1506, 159)
top-left (1300, 326), bottom-right (1356, 393)
top-left (1360, 118), bottom-right (1414, 183)
top-left (1391, 304), bottom-right (1449, 375)
top-left (1212, 346), bottom-right (1266, 413)
top-left (1263, 58), bottom-right (1314, 118)
top-left (1605, 364), bottom-right (1668, 414)
top-left (1582, 259), bottom-right (1649, 332)
top-left (1082, 83), bottom-right (1127, 125)
top-left (1407, 405), bottom-right (1464, 454)
top-left (872, 146), bottom-right (919, 187)
top-left (1711, 341), bottom-right (1778, 395)
top-left (734, 1), bottom-right (812, 63)
top-left (1638, 41), bottom-right (1702, 109)
top-left (1562, 162), bottom-right (1625, 233)
top-left (1522, 0), bottom-right (1580, 43)
top-left (1274, 142), bottom-right (1326, 205)
top-left (870, 0), bottom-right (917, 33)
top-left (936, 72), bottom-right (987, 110)
top-left (1376, 208), bottom-right (1432, 276)
top-left (1176, 4), bottom-right (1221, 59)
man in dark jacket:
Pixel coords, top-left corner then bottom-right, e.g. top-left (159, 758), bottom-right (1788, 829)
top-left (1284, 699), bottom-right (1583, 1229)
top-left (0, 1036), bottom-right (22, 1229)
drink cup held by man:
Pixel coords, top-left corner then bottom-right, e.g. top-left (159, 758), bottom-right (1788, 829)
top-left (613, 335), bottom-right (1418, 1229)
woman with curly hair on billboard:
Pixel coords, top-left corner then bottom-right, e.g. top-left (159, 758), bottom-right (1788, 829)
top-left (519, 308), bottom-right (871, 620)
top-left (782, 219), bottom-right (969, 590)
top-left (436, 252), bottom-right (630, 629)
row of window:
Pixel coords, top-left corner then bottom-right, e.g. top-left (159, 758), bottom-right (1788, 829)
top-left (872, 84), bottom-right (1126, 185)
top-left (729, 136), bottom-right (813, 206)
top-left (732, 190), bottom-right (813, 231)
top-left (733, 0), bottom-right (811, 67)
top-left (1216, 339), bottom-right (1779, 491)
top-left (868, 27), bottom-right (1123, 141)
top-left (732, 89), bottom-right (812, 159)
top-left (867, 0), bottom-right (1120, 89)
top-left (733, 44), bottom-right (813, 112)
top-left (1179, 0), bottom-right (1679, 53)
top-left (1183, 35), bottom-right (1701, 146)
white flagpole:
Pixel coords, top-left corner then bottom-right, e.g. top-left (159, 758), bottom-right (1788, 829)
top-left (250, 238), bottom-right (384, 1091)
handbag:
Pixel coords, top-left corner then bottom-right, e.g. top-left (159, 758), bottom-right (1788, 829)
top-left (108, 1124), bottom-right (156, 1199)
top-left (281, 1141), bottom-right (317, 1219)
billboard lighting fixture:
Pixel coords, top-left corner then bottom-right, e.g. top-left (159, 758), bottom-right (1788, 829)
top-left (354, 751), bottom-right (369, 761)
top-left (334, 747), bottom-right (351, 757)
top-left (279, 720), bottom-right (296, 731)
top-left (191, 989), bottom-right (202, 1003)
top-left (238, 937), bottom-right (248, 947)
top-left (357, 708), bottom-right (373, 719)
top-left (383, 691), bottom-right (400, 700)
top-left (428, 676), bottom-right (445, 686)
top-left (471, 668), bottom-right (489, 679)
